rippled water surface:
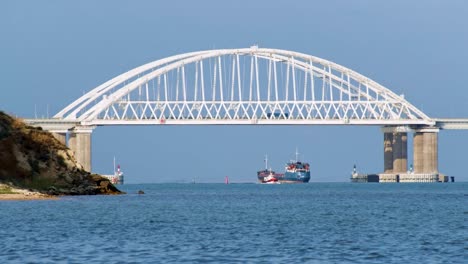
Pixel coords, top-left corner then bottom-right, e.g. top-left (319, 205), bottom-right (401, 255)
top-left (1, 183), bottom-right (466, 263)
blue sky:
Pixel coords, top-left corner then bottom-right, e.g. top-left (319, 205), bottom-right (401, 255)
top-left (1, 0), bottom-right (467, 183)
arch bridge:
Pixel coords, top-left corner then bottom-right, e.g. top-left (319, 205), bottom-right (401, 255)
top-left (26, 47), bottom-right (468, 181)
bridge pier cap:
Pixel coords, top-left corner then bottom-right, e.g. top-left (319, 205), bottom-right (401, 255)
top-left (70, 126), bottom-right (96, 134)
top-left (411, 126), bottom-right (440, 133)
top-left (382, 126), bottom-right (439, 133)
top-left (50, 47), bottom-right (435, 127)
top-left (381, 126), bottom-right (411, 133)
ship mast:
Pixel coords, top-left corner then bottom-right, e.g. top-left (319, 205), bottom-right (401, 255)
top-left (295, 147), bottom-right (299, 162)
top-left (264, 154), bottom-right (268, 170)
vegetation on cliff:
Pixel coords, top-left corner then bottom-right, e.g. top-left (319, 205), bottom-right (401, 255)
top-left (0, 111), bottom-right (122, 195)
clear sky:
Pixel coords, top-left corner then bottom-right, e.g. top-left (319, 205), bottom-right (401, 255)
top-left (1, 0), bottom-right (467, 183)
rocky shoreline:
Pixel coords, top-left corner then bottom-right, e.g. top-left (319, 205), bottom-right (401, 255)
top-left (0, 111), bottom-right (123, 198)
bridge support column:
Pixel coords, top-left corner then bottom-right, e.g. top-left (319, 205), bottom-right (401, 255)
top-left (413, 132), bottom-right (423, 173)
top-left (383, 132), bottom-right (393, 173)
top-left (49, 130), bottom-right (67, 146)
top-left (413, 127), bottom-right (439, 174)
top-left (382, 126), bottom-right (409, 174)
top-left (68, 126), bottom-right (95, 172)
top-left (393, 132), bottom-right (407, 173)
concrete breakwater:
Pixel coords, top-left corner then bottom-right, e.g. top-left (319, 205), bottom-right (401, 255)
top-left (351, 173), bottom-right (454, 183)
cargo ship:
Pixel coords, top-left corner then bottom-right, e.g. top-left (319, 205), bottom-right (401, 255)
top-left (257, 151), bottom-right (311, 183)
top-left (102, 158), bottom-right (124, 185)
top-left (278, 160), bottom-right (310, 183)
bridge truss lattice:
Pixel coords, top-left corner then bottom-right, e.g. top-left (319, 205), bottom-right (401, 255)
top-left (55, 47), bottom-right (433, 126)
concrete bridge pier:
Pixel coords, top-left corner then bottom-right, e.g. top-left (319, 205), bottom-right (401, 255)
top-left (382, 126), bottom-right (408, 174)
top-left (68, 126), bottom-right (95, 172)
top-left (413, 127), bottom-right (439, 174)
top-left (49, 130), bottom-right (67, 146)
top-left (393, 132), bottom-right (408, 173)
top-left (383, 132), bottom-right (393, 173)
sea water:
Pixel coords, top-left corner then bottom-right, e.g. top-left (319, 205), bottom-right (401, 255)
top-left (0, 183), bottom-right (466, 263)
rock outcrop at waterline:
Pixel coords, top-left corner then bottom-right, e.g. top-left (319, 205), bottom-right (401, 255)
top-left (0, 111), bottom-right (122, 195)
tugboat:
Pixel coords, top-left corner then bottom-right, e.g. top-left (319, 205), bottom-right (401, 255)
top-left (257, 155), bottom-right (283, 183)
top-left (262, 171), bottom-right (279, 184)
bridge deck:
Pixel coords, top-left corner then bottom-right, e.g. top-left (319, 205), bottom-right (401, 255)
top-left (434, 119), bottom-right (468, 130)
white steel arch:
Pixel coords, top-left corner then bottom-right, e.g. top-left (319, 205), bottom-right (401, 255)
top-left (55, 46), bottom-right (434, 126)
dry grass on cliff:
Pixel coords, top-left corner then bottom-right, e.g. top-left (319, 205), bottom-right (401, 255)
top-left (10, 116), bottom-right (25, 130)
top-left (1, 112), bottom-right (65, 151)
top-left (1, 111), bottom-right (67, 183)
top-left (28, 129), bottom-right (67, 151)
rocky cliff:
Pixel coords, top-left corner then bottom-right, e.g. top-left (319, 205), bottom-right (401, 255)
top-left (0, 111), bottom-right (122, 195)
